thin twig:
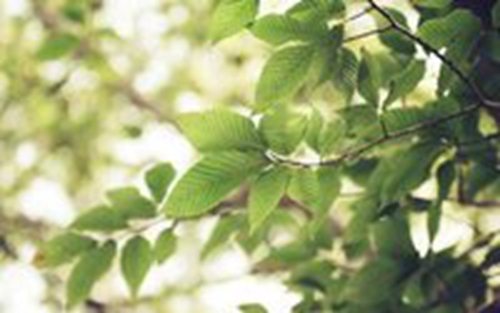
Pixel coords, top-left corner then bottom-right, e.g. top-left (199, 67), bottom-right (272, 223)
top-left (342, 26), bottom-right (391, 43)
top-left (367, 0), bottom-right (500, 109)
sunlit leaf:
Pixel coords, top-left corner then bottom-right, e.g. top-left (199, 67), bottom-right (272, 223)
top-left (164, 151), bottom-right (268, 217)
top-left (145, 162), bottom-right (176, 203)
top-left (256, 44), bottom-right (316, 111)
top-left (210, 0), bottom-right (259, 42)
top-left (35, 233), bottom-right (97, 268)
top-left (249, 166), bottom-right (290, 233)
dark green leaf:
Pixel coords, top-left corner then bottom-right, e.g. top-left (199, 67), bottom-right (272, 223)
top-left (493, 0), bottom-right (500, 29)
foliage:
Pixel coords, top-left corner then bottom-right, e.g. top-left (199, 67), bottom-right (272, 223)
top-left (3, 0), bottom-right (500, 312)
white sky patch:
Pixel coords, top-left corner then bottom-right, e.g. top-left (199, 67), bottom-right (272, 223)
top-left (0, 263), bottom-right (49, 313)
top-left (15, 142), bottom-right (38, 169)
top-left (112, 123), bottom-right (195, 171)
top-left (2, 0), bottom-right (28, 18)
top-left (200, 276), bottom-right (300, 313)
top-left (19, 178), bottom-right (76, 226)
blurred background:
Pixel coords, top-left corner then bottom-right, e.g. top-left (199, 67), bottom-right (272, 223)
top-left (0, 0), bottom-right (493, 312)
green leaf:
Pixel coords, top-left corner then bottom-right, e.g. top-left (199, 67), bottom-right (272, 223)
top-left (37, 33), bottom-right (80, 61)
top-left (357, 49), bottom-right (381, 106)
top-left (120, 236), bottom-right (154, 297)
top-left (71, 205), bottom-right (128, 232)
top-left (368, 141), bottom-right (443, 203)
top-left (376, 8), bottom-right (416, 55)
top-left (493, 0), bottom-right (500, 29)
top-left (371, 214), bottom-right (417, 259)
top-left (107, 187), bottom-right (157, 220)
top-left (318, 118), bottom-right (347, 157)
top-left (344, 258), bottom-right (403, 305)
top-left (251, 14), bottom-right (328, 46)
top-left (256, 44), bottom-right (316, 111)
top-left (330, 48), bottom-right (359, 105)
top-left (384, 59), bottom-right (426, 107)
top-left (202, 214), bottom-right (246, 260)
top-left (304, 108), bottom-right (325, 152)
top-left (428, 160), bottom-right (455, 242)
top-left (164, 151), bottom-right (267, 217)
top-left (179, 110), bottom-right (263, 152)
top-left (239, 303), bottom-right (268, 313)
top-left (417, 9), bottom-right (479, 49)
top-left (67, 241), bottom-right (116, 308)
top-left (286, 0), bottom-right (345, 23)
top-left (413, 0), bottom-right (451, 8)
top-left (258, 106), bottom-right (307, 155)
top-left (35, 233), bottom-right (97, 268)
top-left (154, 228), bottom-right (177, 264)
top-left (209, 0), bottom-right (258, 42)
top-left (145, 163), bottom-right (176, 203)
top-left (249, 166), bottom-right (290, 233)
top-left (288, 167), bottom-right (340, 213)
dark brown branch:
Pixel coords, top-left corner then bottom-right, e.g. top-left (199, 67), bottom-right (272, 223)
top-left (343, 6), bottom-right (374, 23)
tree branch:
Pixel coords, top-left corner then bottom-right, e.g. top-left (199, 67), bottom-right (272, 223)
top-left (342, 26), bottom-right (391, 44)
top-left (367, 0), bottom-right (500, 109)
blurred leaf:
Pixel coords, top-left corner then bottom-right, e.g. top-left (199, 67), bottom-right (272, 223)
top-left (249, 166), bottom-right (290, 233)
top-left (256, 44), bottom-right (316, 111)
top-left (481, 247), bottom-right (500, 270)
top-left (154, 228), bottom-right (177, 264)
top-left (145, 163), bottom-right (176, 203)
top-left (67, 241), bottom-right (116, 308)
top-left (37, 33), bottom-right (80, 61)
top-left (210, 0), bottom-right (259, 42)
top-left (202, 214), bottom-right (246, 260)
top-left (304, 108), bottom-right (325, 152)
top-left (71, 205), bottom-right (127, 232)
top-left (35, 233), bottom-right (97, 268)
top-left (344, 258), bottom-right (403, 305)
top-left (413, 0), bottom-right (451, 8)
top-left (239, 304), bottom-right (268, 313)
top-left (493, 0), bottom-right (500, 29)
top-left (165, 151), bottom-right (267, 217)
top-left (107, 187), bottom-right (157, 220)
top-left (371, 214), bottom-right (417, 259)
top-left (179, 110), bottom-right (263, 152)
top-left (120, 236), bottom-right (153, 297)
